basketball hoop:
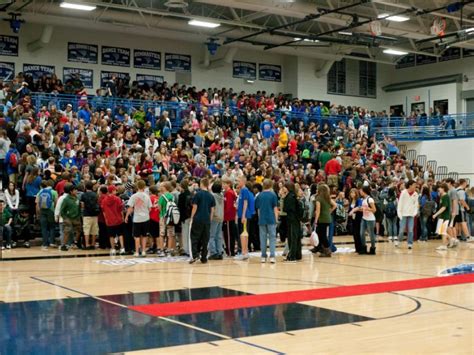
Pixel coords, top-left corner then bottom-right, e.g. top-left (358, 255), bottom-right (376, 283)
top-left (431, 17), bottom-right (447, 37)
top-left (369, 21), bottom-right (382, 37)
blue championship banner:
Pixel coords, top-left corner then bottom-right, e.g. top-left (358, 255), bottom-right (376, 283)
top-left (233, 61), bottom-right (256, 80)
top-left (101, 46), bottom-right (131, 67)
top-left (259, 64), bottom-right (282, 82)
top-left (164, 53), bottom-right (191, 72)
top-left (136, 74), bottom-right (164, 87)
top-left (23, 64), bottom-right (55, 80)
top-left (68, 42), bottom-right (98, 64)
top-left (134, 50), bottom-right (161, 70)
top-left (63, 67), bottom-right (94, 88)
top-left (0, 62), bottom-right (15, 81)
top-left (0, 35), bottom-right (18, 56)
top-left (100, 70), bottom-right (130, 86)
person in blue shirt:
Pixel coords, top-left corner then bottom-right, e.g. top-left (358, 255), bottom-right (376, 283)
top-left (78, 104), bottom-right (92, 124)
top-left (24, 166), bottom-right (42, 223)
top-left (255, 179), bottom-right (279, 263)
top-left (260, 115), bottom-right (273, 142)
top-left (60, 150), bottom-right (76, 170)
top-left (236, 176), bottom-right (255, 260)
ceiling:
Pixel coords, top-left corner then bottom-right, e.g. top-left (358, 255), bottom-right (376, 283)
top-left (5, 0), bottom-right (474, 64)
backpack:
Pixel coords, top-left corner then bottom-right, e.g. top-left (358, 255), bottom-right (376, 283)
top-left (422, 200), bottom-right (436, 217)
top-left (38, 189), bottom-right (53, 210)
top-left (335, 203), bottom-right (347, 223)
top-left (9, 152), bottom-right (18, 168)
top-left (301, 149), bottom-right (310, 159)
top-left (297, 198), bottom-right (310, 223)
top-left (163, 194), bottom-right (180, 225)
top-left (384, 198), bottom-right (397, 218)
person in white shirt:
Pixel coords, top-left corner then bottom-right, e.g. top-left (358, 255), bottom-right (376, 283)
top-left (396, 180), bottom-right (419, 249)
top-left (359, 185), bottom-right (377, 255)
top-left (145, 135), bottom-right (159, 154)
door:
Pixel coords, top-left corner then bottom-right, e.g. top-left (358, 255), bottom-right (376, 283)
top-left (466, 98), bottom-right (474, 113)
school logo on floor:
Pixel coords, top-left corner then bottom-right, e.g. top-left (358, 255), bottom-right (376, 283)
top-left (439, 263), bottom-right (474, 276)
top-left (96, 256), bottom-right (189, 266)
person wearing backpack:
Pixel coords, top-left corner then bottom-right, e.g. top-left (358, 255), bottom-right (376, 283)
top-left (80, 181), bottom-right (100, 250)
top-left (189, 177), bottom-right (215, 264)
top-left (36, 180), bottom-right (58, 250)
top-left (419, 186), bottom-right (436, 242)
top-left (383, 187), bottom-right (398, 242)
top-left (5, 144), bottom-right (19, 191)
top-left (158, 181), bottom-right (177, 255)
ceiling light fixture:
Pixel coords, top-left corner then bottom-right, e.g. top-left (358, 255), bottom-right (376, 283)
top-left (188, 20), bottom-right (220, 28)
top-left (465, 27), bottom-right (474, 33)
top-left (383, 48), bottom-right (408, 55)
top-left (338, 31), bottom-right (353, 36)
top-left (378, 13), bottom-right (409, 22)
top-left (60, 1), bottom-right (96, 11)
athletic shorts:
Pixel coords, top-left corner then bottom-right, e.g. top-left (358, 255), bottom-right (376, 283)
top-left (448, 216), bottom-right (457, 228)
top-left (149, 220), bottom-right (160, 238)
top-left (133, 221), bottom-right (149, 238)
top-left (454, 210), bottom-right (467, 223)
top-left (436, 219), bottom-right (449, 236)
top-left (107, 224), bottom-right (124, 238)
top-left (83, 216), bottom-right (99, 236)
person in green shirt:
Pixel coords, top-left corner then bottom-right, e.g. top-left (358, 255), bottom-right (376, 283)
top-left (158, 181), bottom-right (176, 254)
top-left (433, 183), bottom-right (451, 251)
top-left (318, 145), bottom-right (332, 170)
top-left (0, 198), bottom-right (13, 249)
top-left (314, 184), bottom-right (337, 257)
top-left (59, 184), bottom-right (82, 251)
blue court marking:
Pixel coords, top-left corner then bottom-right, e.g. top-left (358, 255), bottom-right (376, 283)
top-left (439, 263), bottom-right (474, 276)
top-left (26, 277), bottom-right (286, 354)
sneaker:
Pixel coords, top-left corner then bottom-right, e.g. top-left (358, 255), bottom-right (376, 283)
top-left (140, 251), bottom-right (146, 257)
top-left (466, 236), bottom-right (474, 242)
top-left (11, 242), bottom-right (17, 248)
top-left (200, 258), bottom-right (208, 264)
top-left (60, 245), bottom-right (68, 251)
top-left (133, 252), bottom-right (140, 257)
top-left (24, 242), bottom-right (30, 248)
top-left (119, 248), bottom-right (126, 255)
top-left (408, 244), bottom-right (413, 250)
top-left (261, 257), bottom-right (267, 263)
top-left (394, 239), bottom-right (399, 247)
top-left (189, 257), bottom-right (199, 264)
top-left (50, 243), bottom-right (57, 248)
top-left (234, 254), bottom-right (249, 261)
top-left (448, 239), bottom-right (455, 248)
top-left (156, 250), bottom-right (166, 257)
top-left (269, 257), bottom-right (276, 264)
top-left (6, 244), bottom-right (11, 250)
top-left (41, 246), bottom-right (48, 250)
top-left (110, 249), bottom-right (116, 256)
top-left (1, 246), bottom-right (4, 250)
top-left (453, 239), bottom-right (460, 247)
top-left (388, 236), bottom-right (393, 242)
top-left (436, 245), bottom-right (448, 251)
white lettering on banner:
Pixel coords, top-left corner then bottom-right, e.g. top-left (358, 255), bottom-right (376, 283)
top-left (102, 47), bottom-right (117, 54)
top-left (0, 36), bottom-right (17, 44)
top-left (24, 65), bottom-right (54, 73)
top-left (135, 51), bottom-right (159, 58)
top-left (70, 44), bottom-right (96, 51)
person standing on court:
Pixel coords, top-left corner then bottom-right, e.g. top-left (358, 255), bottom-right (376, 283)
top-left (60, 183), bottom-right (82, 250)
top-left (222, 179), bottom-right (238, 257)
top-left (125, 180), bottom-right (152, 257)
top-left (100, 185), bottom-right (126, 255)
top-left (80, 181), bottom-right (100, 250)
top-left (446, 178), bottom-right (459, 247)
top-left (36, 180), bottom-right (57, 250)
top-left (359, 185), bottom-right (377, 255)
top-left (255, 179), bottom-right (279, 263)
top-left (208, 180), bottom-right (224, 260)
top-left (396, 180), bottom-right (419, 249)
top-left (189, 178), bottom-right (215, 264)
top-left (314, 184), bottom-right (337, 257)
top-left (283, 182), bottom-right (303, 262)
top-left (235, 176), bottom-right (255, 260)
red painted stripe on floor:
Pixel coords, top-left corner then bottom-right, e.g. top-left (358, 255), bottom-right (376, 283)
top-left (129, 274), bottom-right (474, 317)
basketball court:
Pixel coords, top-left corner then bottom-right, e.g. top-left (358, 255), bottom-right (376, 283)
top-left (1, 240), bottom-right (473, 354)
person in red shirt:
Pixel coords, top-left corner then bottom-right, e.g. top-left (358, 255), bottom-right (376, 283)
top-left (100, 185), bottom-right (125, 255)
top-left (149, 185), bottom-right (164, 256)
top-left (288, 136), bottom-right (297, 157)
top-left (55, 172), bottom-right (72, 197)
top-left (222, 179), bottom-right (238, 256)
top-left (325, 156), bottom-right (342, 187)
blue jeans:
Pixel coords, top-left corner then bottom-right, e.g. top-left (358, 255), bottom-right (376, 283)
top-left (386, 217), bottom-right (398, 237)
top-left (259, 224), bottom-right (277, 258)
top-left (360, 219), bottom-right (376, 248)
top-left (328, 216), bottom-right (337, 252)
top-left (208, 221), bottom-right (223, 256)
top-left (40, 211), bottom-right (55, 247)
top-left (420, 215), bottom-right (429, 241)
top-left (398, 216), bottom-right (415, 244)
top-left (1, 225), bottom-right (12, 245)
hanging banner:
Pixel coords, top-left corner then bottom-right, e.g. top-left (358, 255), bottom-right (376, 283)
top-left (100, 71), bottom-right (130, 87)
top-left (415, 54), bottom-right (437, 66)
top-left (101, 46), bottom-right (130, 67)
top-left (67, 42), bottom-right (98, 64)
top-left (439, 47), bottom-right (461, 62)
top-left (395, 54), bottom-right (415, 69)
top-left (259, 64), bottom-right (282, 82)
top-left (134, 50), bottom-right (161, 70)
top-left (0, 35), bottom-right (18, 56)
top-left (63, 67), bottom-right (94, 89)
top-left (136, 74), bottom-right (164, 87)
top-left (164, 53), bottom-right (191, 72)
top-left (233, 61), bottom-right (256, 80)
top-left (23, 64), bottom-right (55, 80)
top-left (462, 47), bottom-right (474, 58)
top-left (0, 62), bottom-right (15, 81)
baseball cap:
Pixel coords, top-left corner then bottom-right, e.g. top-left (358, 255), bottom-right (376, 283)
top-left (108, 185), bottom-right (117, 193)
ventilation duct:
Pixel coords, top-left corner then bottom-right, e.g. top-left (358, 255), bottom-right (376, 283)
top-left (27, 25), bottom-right (53, 52)
top-left (315, 60), bottom-right (335, 78)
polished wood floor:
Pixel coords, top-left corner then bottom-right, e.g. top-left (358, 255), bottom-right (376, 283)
top-left (1, 238), bottom-right (473, 354)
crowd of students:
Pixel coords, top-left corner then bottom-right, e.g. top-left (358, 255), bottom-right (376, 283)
top-left (0, 76), bottom-right (473, 261)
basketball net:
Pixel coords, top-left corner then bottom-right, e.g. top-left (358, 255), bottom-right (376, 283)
top-left (369, 21), bottom-right (382, 36)
top-left (431, 17), bottom-right (446, 36)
